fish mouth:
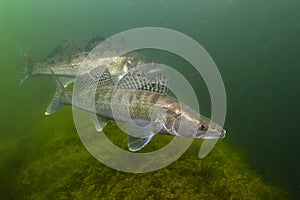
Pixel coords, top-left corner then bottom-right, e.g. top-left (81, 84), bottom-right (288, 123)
top-left (197, 129), bottom-right (226, 139)
top-left (219, 129), bottom-right (226, 138)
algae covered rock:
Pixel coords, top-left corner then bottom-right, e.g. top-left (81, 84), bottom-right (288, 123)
top-left (13, 114), bottom-right (288, 199)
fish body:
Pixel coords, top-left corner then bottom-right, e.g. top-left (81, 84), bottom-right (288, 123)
top-left (46, 68), bottom-right (226, 151)
top-left (20, 39), bottom-right (153, 86)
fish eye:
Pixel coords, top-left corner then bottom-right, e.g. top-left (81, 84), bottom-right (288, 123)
top-left (199, 124), bottom-right (206, 130)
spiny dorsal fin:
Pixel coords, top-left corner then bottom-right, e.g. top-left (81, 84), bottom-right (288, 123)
top-left (89, 66), bottom-right (114, 88)
top-left (149, 73), bottom-right (168, 94)
top-left (117, 70), bottom-right (148, 90)
top-left (117, 70), bottom-right (169, 94)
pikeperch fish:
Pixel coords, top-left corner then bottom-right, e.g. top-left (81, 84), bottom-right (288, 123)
top-left (20, 37), bottom-right (155, 87)
top-left (45, 67), bottom-right (226, 152)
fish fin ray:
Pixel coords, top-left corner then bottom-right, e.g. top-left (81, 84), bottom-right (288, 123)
top-left (76, 67), bottom-right (113, 93)
top-left (149, 73), bottom-right (169, 94)
top-left (45, 69), bottom-right (66, 115)
top-left (90, 114), bottom-right (108, 132)
top-left (45, 91), bottom-right (64, 115)
top-left (117, 69), bottom-right (169, 94)
top-left (47, 40), bottom-right (81, 62)
top-left (128, 134), bottom-right (154, 152)
top-left (19, 53), bottom-right (34, 84)
top-left (84, 36), bottom-right (105, 51)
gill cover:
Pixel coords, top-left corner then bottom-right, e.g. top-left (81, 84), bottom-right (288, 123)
top-left (171, 114), bottom-right (199, 138)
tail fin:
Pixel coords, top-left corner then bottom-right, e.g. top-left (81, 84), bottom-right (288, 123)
top-left (19, 52), bottom-right (34, 84)
top-left (45, 69), bottom-right (65, 115)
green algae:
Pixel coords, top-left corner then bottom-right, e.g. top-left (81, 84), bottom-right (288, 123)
top-left (5, 108), bottom-right (289, 199)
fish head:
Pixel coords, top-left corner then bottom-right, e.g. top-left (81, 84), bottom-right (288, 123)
top-left (171, 107), bottom-right (226, 139)
top-left (196, 118), bottom-right (226, 139)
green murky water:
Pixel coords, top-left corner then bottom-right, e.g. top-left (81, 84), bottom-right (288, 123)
top-left (0, 0), bottom-right (299, 199)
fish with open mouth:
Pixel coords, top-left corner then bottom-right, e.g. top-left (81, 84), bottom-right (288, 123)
top-left (45, 67), bottom-right (226, 152)
top-left (20, 37), bottom-right (155, 87)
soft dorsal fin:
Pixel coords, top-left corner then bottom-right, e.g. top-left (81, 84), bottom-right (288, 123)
top-left (117, 70), bottom-right (169, 94)
top-left (47, 40), bottom-right (81, 62)
top-left (84, 36), bottom-right (106, 51)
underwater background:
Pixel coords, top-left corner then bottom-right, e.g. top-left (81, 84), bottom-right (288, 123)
top-left (0, 0), bottom-right (299, 199)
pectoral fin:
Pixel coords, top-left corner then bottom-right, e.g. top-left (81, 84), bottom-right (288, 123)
top-left (128, 134), bottom-right (154, 152)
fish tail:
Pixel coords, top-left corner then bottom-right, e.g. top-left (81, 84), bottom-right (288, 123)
top-left (19, 52), bottom-right (34, 84)
top-left (45, 69), bottom-right (66, 115)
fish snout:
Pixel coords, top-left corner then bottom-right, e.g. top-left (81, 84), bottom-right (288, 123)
top-left (198, 122), bottom-right (226, 139)
top-left (219, 129), bottom-right (226, 138)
